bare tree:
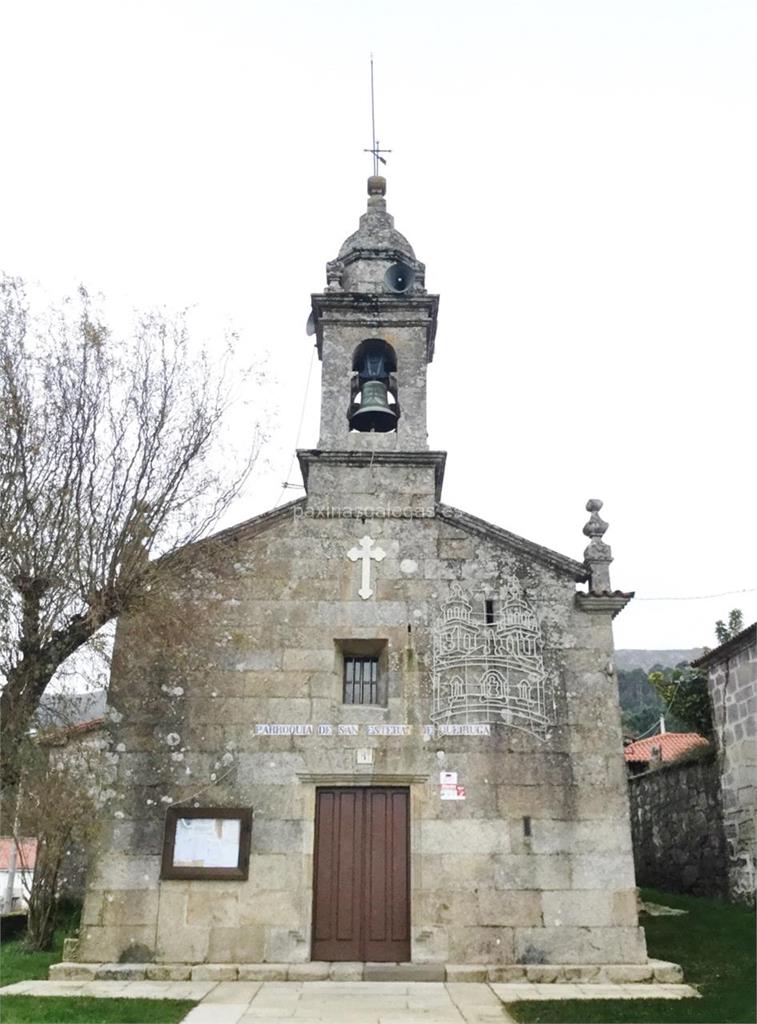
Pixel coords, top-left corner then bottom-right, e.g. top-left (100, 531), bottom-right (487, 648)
top-left (0, 275), bottom-right (262, 784)
top-left (13, 727), bottom-right (102, 950)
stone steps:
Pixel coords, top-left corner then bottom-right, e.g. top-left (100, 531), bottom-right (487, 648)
top-left (49, 958), bottom-right (683, 984)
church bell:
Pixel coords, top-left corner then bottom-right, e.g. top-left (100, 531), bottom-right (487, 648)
top-left (350, 379), bottom-right (397, 433)
top-left (349, 344), bottom-right (398, 433)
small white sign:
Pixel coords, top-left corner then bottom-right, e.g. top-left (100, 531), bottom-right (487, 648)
top-left (439, 771), bottom-right (466, 800)
top-left (356, 748), bottom-right (374, 765)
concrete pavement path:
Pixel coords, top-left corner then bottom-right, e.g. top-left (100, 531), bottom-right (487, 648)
top-left (184, 981), bottom-right (514, 1023)
top-left (0, 978), bottom-right (700, 1023)
top-left (0, 980), bottom-right (513, 1023)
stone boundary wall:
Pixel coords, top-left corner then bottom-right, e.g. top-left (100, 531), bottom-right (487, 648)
top-left (628, 754), bottom-right (728, 898)
top-left (704, 629), bottom-right (757, 905)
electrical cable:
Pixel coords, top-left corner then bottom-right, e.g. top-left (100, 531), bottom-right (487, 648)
top-left (274, 343), bottom-right (316, 508)
top-left (629, 680), bottom-right (682, 741)
top-left (635, 587), bottom-right (756, 602)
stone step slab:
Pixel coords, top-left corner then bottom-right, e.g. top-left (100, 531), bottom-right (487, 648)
top-left (491, 981), bottom-right (699, 1001)
top-left (95, 964), bottom-right (148, 981)
top-left (191, 964), bottom-right (240, 982)
top-left (47, 959), bottom-right (685, 984)
top-left (364, 963), bottom-right (447, 982)
top-left (146, 964), bottom-right (194, 981)
top-left (238, 964), bottom-right (289, 981)
top-left (49, 963), bottom-right (98, 981)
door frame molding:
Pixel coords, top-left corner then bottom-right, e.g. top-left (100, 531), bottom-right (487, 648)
top-left (297, 772), bottom-right (429, 785)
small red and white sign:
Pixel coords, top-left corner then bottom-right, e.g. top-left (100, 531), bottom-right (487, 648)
top-left (439, 771), bottom-right (466, 800)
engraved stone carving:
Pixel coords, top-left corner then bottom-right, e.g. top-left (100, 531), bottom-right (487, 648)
top-left (431, 579), bottom-right (553, 736)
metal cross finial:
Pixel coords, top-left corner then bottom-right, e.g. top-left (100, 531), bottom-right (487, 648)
top-left (364, 54), bottom-right (391, 175)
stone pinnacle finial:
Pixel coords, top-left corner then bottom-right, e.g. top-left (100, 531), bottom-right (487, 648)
top-left (583, 498), bottom-right (608, 540)
top-left (366, 175), bottom-right (387, 214)
top-left (583, 498), bottom-right (613, 594)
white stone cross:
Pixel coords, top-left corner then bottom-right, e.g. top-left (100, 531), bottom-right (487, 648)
top-left (347, 535), bottom-right (386, 600)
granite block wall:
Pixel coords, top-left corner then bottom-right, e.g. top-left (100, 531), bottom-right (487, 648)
top-left (77, 505), bottom-right (647, 966)
top-left (705, 629), bottom-right (757, 905)
top-left (628, 755), bottom-right (728, 898)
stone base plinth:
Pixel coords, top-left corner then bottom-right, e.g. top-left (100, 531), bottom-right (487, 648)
top-left (49, 958), bottom-right (683, 984)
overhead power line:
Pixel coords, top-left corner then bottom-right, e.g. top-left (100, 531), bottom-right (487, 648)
top-left (635, 587), bottom-right (756, 602)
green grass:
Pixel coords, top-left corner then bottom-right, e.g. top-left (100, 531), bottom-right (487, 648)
top-left (0, 931), bottom-right (68, 987)
top-left (508, 887), bottom-right (756, 1024)
top-left (1, 929), bottom-right (196, 1022)
top-left (0, 995), bottom-right (196, 1022)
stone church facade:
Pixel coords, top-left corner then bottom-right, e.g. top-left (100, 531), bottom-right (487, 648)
top-left (78, 177), bottom-right (648, 969)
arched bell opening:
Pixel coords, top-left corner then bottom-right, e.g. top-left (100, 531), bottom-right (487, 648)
top-left (348, 339), bottom-right (400, 433)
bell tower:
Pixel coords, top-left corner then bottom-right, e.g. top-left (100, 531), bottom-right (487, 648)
top-left (298, 176), bottom-right (445, 508)
top-left (312, 175), bottom-right (438, 452)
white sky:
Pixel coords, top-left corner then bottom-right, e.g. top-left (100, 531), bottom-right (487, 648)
top-left (2, 0), bottom-right (755, 649)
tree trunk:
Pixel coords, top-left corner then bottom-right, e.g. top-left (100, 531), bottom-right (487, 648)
top-left (0, 601), bottom-right (105, 787)
top-left (0, 660), bottom-right (55, 790)
top-left (24, 845), bottom-right (62, 951)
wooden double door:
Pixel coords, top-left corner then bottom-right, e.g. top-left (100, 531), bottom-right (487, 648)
top-left (312, 787), bottom-right (410, 962)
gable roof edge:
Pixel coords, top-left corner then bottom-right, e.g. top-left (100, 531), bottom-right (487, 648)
top-left (437, 503), bottom-right (589, 581)
top-left (160, 497), bottom-right (306, 566)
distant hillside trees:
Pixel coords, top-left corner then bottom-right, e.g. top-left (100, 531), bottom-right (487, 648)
top-left (618, 665), bottom-right (691, 737)
top-left (618, 612), bottom-right (742, 739)
top-left (647, 665), bottom-right (713, 738)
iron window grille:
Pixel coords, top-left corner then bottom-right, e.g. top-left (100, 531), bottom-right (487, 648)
top-left (343, 655), bottom-right (380, 705)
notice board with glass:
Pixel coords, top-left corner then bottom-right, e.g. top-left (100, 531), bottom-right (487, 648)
top-left (161, 806), bottom-right (252, 880)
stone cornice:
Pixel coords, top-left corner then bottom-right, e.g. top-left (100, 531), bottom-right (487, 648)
top-left (575, 591), bottom-right (635, 618)
top-left (338, 247), bottom-right (417, 266)
top-left (310, 292), bottom-right (439, 362)
top-left (297, 773), bottom-right (430, 786)
top-left (297, 449), bottom-right (447, 502)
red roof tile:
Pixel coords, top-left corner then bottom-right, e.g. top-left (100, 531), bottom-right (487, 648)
top-left (38, 716), bottom-right (105, 744)
top-left (0, 838), bottom-right (37, 871)
top-left (624, 732), bottom-right (710, 763)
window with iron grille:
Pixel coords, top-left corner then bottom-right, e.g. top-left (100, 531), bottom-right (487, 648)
top-left (343, 655), bottom-right (380, 705)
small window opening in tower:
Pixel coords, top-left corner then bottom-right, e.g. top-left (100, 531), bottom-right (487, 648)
top-left (485, 598), bottom-right (496, 625)
top-left (348, 338), bottom-right (399, 433)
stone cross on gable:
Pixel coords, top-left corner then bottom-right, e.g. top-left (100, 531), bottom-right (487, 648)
top-left (347, 536), bottom-right (385, 600)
